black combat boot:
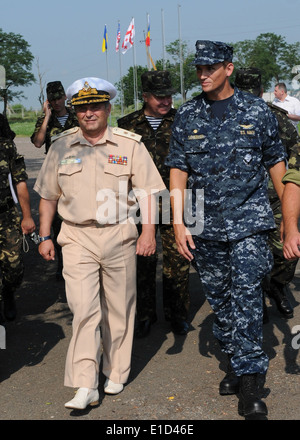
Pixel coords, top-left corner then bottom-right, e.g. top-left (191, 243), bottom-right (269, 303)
top-left (269, 281), bottom-right (293, 318)
top-left (219, 356), bottom-right (240, 395)
top-left (2, 286), bottom-right (17, 321)
top-left (238, 374), bottom-right (267, 418)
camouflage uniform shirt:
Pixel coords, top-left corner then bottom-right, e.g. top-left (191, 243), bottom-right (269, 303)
top-left (30, 107), bottom-right (79, 153)
top-left (282, 142), bottom-right (300, 186)
top-left (165, 88), bottom-right (286, 241)
top-left (118, 106), bottom-right (176, 189)
top-left (0, 137), bottom-right (28, 213)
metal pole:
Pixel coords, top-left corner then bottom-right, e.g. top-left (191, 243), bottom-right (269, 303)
top-left (161, 9), bottom-right (166, 70)
top-left (178, 4), bottom-right (185, 103)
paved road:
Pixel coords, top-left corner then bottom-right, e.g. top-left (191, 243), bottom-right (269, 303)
top-left (0, 137), bottom-right (299, 423)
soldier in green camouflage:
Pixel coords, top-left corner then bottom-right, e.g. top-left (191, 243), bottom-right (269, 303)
top-left (31, 81), bottom-right (79, 153)
top-left (118, 71), bottom-right (190, 337)
top-left (282, 143), bottom-right (300, 259)
top-left (235, 67), bottom-right (299, 319)
top-left (31, 81), bottom-right (79, 279)
top-left (0, 130), bottom-right (35, 323)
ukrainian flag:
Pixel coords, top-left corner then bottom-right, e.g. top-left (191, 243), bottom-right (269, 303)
top-left (102, 25), bottom-right (108, 52)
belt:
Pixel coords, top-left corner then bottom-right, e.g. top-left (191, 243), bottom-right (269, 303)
top-left (63, 219), bottom-right (113, 228)
top-left (0, 199), bottom-right (15, 214)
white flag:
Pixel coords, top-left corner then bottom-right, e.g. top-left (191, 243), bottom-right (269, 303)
top-left (122, 18), bottom-right (135, 54)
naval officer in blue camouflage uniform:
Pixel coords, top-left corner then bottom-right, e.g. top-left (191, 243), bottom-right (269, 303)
top-left (166, 40), bottom-right (287, 418)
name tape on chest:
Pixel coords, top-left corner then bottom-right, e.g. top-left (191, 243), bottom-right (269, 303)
top-left (239, 124), bottom-right (255, 136)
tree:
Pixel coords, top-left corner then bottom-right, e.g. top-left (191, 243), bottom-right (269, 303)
top-left (0, 28), bottom-right (35, 115)
top-left (159, 39), bottom-right (199, 101)
top-left (116, 65), bottom-right (149, 108)
top-left (116, 39), bottom-right (199, 108)
top-left (232, 33), bottom-right (300, 91)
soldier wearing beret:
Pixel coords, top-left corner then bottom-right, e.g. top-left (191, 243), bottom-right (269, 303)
top-left (166, 40), bottom-right (287, 418)
top-left (0, 121), bottom-right (35, 323)
top-left (235, 67), bottom-right (299, 320)
top-left (118, 71), bottom-right (190, 338)
top-left (34, 77), bottom-right (165, 410)
top-left (31, 81), bottom-right (79, 280)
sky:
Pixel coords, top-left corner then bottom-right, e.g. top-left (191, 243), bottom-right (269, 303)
top-left (2, 0), bottom-right (300, 110)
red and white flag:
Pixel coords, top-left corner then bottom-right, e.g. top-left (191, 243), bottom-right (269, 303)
top-left (116, 22), bottom-right (121, 52)
top-left (122, 18), bottom-right (135, 54)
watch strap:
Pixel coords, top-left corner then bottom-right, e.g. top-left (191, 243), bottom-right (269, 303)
top-left (38, 235), bottom-right (52, 243)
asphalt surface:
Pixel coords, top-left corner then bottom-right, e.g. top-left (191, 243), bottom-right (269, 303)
top-left (0, 137), bottom-right (299, 425)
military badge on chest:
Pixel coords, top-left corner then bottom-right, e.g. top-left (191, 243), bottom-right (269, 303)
top-left (108, 154), bottom-right (128, 165)
top-left (239, 124), bottom-right (255, 136)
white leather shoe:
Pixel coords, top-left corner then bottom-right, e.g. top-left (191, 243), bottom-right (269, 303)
top-left (104, 379), bottom-right (124, 395)
top-left (64, 387), bottom-right (99, 410)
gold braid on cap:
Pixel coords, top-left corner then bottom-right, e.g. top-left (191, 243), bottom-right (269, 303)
top-left (71, 81), bottom-right (110, 105)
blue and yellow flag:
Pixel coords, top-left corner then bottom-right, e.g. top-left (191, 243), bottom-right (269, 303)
top-left (102, 25), bottom-right (108, 52)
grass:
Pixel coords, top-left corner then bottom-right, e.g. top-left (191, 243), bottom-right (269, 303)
top-left (9, 120), bottom-right (36, 137)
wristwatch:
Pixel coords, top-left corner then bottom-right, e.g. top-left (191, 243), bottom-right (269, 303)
top-left (38, 235), bottom-right (52, 243)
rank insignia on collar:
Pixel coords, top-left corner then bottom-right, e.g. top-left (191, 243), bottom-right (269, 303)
top-left (108, 154), bottom-right (128, 165)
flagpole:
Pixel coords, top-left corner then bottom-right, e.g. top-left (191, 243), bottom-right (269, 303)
top-left (146, 13), bottom-right (150, 70)
top-left (133, 35), bottom-right (138, 111)
top-left (117, 20), bottom-right (124, 116)
top-left (161, 9), bottom-right (166, 70)
top-left (178, 5), bottom-right (185, 103)
top-left (106, 51), bottom-right (109, 81)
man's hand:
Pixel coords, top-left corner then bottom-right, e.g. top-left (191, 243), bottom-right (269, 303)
top-left (21, 216), bottom-right (36, 235)
top-left (136, 228), bottom-right (156, 256)
top-left (173, 223), bottom-right (195, 261)
top-left (283, 231), bottom-right (300, 260)
top-left (42, 100), bottom-right (52, 119)
top-left (38, 240), bottom-right (55, 261)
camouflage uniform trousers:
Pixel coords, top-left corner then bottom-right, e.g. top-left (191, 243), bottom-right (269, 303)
top-left (191, 232), bottom-right (272, 376)
top-left (136, 222), bottom-right (190, 323)
top-left (0, 208), bottom-right (24, 301)
top-left (266, 185), bottom-right (298, 288)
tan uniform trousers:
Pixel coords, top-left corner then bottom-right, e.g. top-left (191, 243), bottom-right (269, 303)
top-left (57, 220), bottom-right (138, 389)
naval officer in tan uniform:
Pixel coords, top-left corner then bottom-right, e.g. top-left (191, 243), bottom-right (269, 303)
top-left (34, 77), bottom-right (165, 410)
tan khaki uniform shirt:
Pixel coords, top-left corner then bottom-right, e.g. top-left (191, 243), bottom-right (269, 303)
top-left (34, 126), bottom-right (165, 225)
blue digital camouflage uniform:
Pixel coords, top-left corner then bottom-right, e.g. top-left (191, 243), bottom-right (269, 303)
top-left (166, 87), bottom-right (286, 376)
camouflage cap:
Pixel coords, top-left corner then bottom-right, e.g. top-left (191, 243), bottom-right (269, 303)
top-left (235, 67), bottom-right (262, 96)
top-left (141, 70), bottom-right (176, 96)
top-left (46, 81), bottom-right (66, 100)
top-left (191, 40), bottom-right (233, 66)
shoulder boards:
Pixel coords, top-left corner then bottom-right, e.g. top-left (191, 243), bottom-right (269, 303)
top-left (51, 127), bottom-right (79, 142)
top-left (112, 127), bottom-right (142, 142)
